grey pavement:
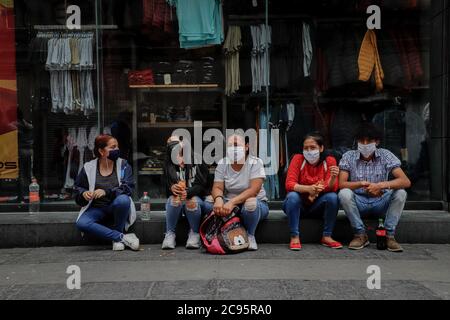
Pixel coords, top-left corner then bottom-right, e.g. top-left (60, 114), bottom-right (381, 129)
top-left (0, 244), bottom-right (449, 300)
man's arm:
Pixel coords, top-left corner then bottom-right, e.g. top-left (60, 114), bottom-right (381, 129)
top-left (369, 167), bottom-right (411, 192)
top-left (339, 170), bottom-right (370, 190)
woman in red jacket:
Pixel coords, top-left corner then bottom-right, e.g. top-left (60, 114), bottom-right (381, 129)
top-left (283, 132), bottom-right (342, 251)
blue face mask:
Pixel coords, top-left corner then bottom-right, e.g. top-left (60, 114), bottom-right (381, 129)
top-left (107, 149), bottom-right (120, 161)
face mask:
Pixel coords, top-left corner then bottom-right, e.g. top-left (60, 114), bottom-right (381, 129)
top-left (303, 150), bottom-right (320, 164)
top-left (107, 149), bottom-right (120, 161)
top-left (358, 143), bottom-right (377, 158)
top-left (227, 147), bottom-right (246, 163)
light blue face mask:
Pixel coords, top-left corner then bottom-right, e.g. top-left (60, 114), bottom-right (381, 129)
top-left (358, 143), bottom-right (377, 158)
top-left (303, 149), bottom-right (320, 164)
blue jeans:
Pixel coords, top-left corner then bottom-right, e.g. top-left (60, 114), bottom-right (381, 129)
top-left (338, 189), bottom-right (407, 236)
top-left (203, 198), bottom-right (270, 236)
top-left (165, 196), bottom-right (205, 233)
top-left (283, 192), bottom-right (339, 238)
top-left (76, 195), bottom-right (131, 242)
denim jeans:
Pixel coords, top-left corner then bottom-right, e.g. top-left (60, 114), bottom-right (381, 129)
top-left (283, 192), bottom-right (339, 237)
top-left (203, 198), bottom-right (270, 236)
top-left (76, 195), bottom-right (131, 242)
top-left (338, 189), bottom-right (407, 236)
top-left (165, 196), bottom-right (205, 233)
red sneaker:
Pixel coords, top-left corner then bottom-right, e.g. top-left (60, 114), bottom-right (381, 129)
top-left (321, 239), bottom-right (343, 249)
top-left (290, 239), bottom-right (302, 251)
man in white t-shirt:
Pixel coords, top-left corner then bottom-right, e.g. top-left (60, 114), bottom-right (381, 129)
top-left (204, 134), bottom-right (269, 251)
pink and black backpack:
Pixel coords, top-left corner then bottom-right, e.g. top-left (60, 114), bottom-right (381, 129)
top-left (200, 211), bottom-right (249, 255)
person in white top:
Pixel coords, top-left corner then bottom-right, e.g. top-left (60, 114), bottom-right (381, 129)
top-left (204, 134), bottom-right (269, 251)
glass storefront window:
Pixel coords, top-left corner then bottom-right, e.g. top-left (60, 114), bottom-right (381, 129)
top-left (0, 0), bottom-right (445, 209)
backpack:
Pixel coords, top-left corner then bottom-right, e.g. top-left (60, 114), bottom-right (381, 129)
top-left (200, 211), bottom-right (249, 255)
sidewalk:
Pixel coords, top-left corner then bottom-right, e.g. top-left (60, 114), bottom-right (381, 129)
top-left (1, 244), bottom-right (449, 300)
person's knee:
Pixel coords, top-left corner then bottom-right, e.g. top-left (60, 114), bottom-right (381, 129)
top-left (205, 195), bottom-right (214, 204)
top-left (76, 217), bottom-right (90, 231)
top-left (323, 192), bottom-right (339, 204)
top-left (186, 197), bottom-right (199, 212)
top-left (168, 196), bottom-right (181, 207)
top-left (243, 198), bottom-right (258, 212)
top-left (286, 192), bottom-right (301, 204)
top-left (393, 189), bottom-right (408, 203)
top-left (338, 189), bottom-right (354, 203)
top-left (115, 195), bottom-right (131, 208)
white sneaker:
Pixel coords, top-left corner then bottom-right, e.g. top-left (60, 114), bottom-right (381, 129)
top-left (121, 233), bottom-right (140, 251)
top-left (162, 231), bottom-right (176, 250)
top-left (112, 241), bottom-right (125, 251)
top-left (186, 230), bottom-right (201, 249)
top-left (248, 235), bottom-right (258, 251)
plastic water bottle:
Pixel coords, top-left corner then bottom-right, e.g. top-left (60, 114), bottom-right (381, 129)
top-left (29, 178), bottom-right (40, 214)
top-left (140, 192), bottom-right (151, 221)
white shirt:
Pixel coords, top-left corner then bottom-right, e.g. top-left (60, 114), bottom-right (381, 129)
top-left (214, 155), bottom-right (267, 201)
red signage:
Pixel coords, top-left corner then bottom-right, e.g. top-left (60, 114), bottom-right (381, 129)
top-left (0, 0), bottom-right (18, 179)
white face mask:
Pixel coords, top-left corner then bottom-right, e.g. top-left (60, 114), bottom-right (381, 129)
top-left (358, 143), bottom-right (377, 158)
top-left (303, 150), bottom-right (320, 164)
top-left (227, 146), bottom-right (246, 163)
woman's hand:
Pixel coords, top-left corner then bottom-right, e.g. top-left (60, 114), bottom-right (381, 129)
top-left (213, 197), bottom-right (225, 216)
top-left (313, 181), bottom-right (325, 193)
top-left (93, 189), bottom-right (106, 199)
top-left (307, 182), bottom-right (324, 197)
top-left (329, 166), bottom-right (340, 178)
top-left (220, 201), bottom-right (235, 217)
top-left (83, 191), bottom-right (94, 201)
top-left (307, 182), bottom-right (325, 203)
top-left (171, 184), bottom-right (183, 196)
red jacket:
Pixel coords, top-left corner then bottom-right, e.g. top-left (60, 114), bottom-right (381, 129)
top-left (285, 154), bottom-right (339, 194)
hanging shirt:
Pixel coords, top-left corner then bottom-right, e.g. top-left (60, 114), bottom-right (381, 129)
top-left (170, 0), bottom-right (224, 49)
top-left (224, 26), bottom-right (242, 96)
top-left (358, 30), bottom-right (384, 92)
top-left (302, 22), bottom-right (313, 77)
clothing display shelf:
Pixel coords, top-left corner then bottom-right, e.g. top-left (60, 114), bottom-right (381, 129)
top-left (130, 82), bottom-right (227, 198)
top-left (37, 29), bottom-right (98, 72)
top-left (34, 25), bottom-right (118, 31)
top-left (129, 84), bottom-right (221, 93)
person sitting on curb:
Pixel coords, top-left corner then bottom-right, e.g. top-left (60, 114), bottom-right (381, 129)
top-left (75, 134), bottom-right (139, 251)
top-left (338, 123), bottom-right (411, 252)
top-left (162, 136), bottom-right (210, 250)
top-left (283, 132), bottom-right (342, 251)
top-left (204, 133), bottom-right (269, 251)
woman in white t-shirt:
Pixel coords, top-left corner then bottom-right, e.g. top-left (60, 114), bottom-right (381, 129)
top-left (204, 134), bottom-right (269, 251)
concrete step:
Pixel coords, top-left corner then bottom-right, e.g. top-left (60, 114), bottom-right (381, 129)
top-left (1, 210), bottom-right (450, 248)
top-left (0, 200), bottom-right (446, 212)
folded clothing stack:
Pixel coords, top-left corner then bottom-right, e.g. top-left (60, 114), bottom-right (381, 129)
top-left (198, 57), bottom-right (217, 84)
top-left (140, 148), bottom-right (165, 172)
top-left (128, 69), bottom-right (155, 86)
top-left (172, 60), bottom-right (195, 84)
